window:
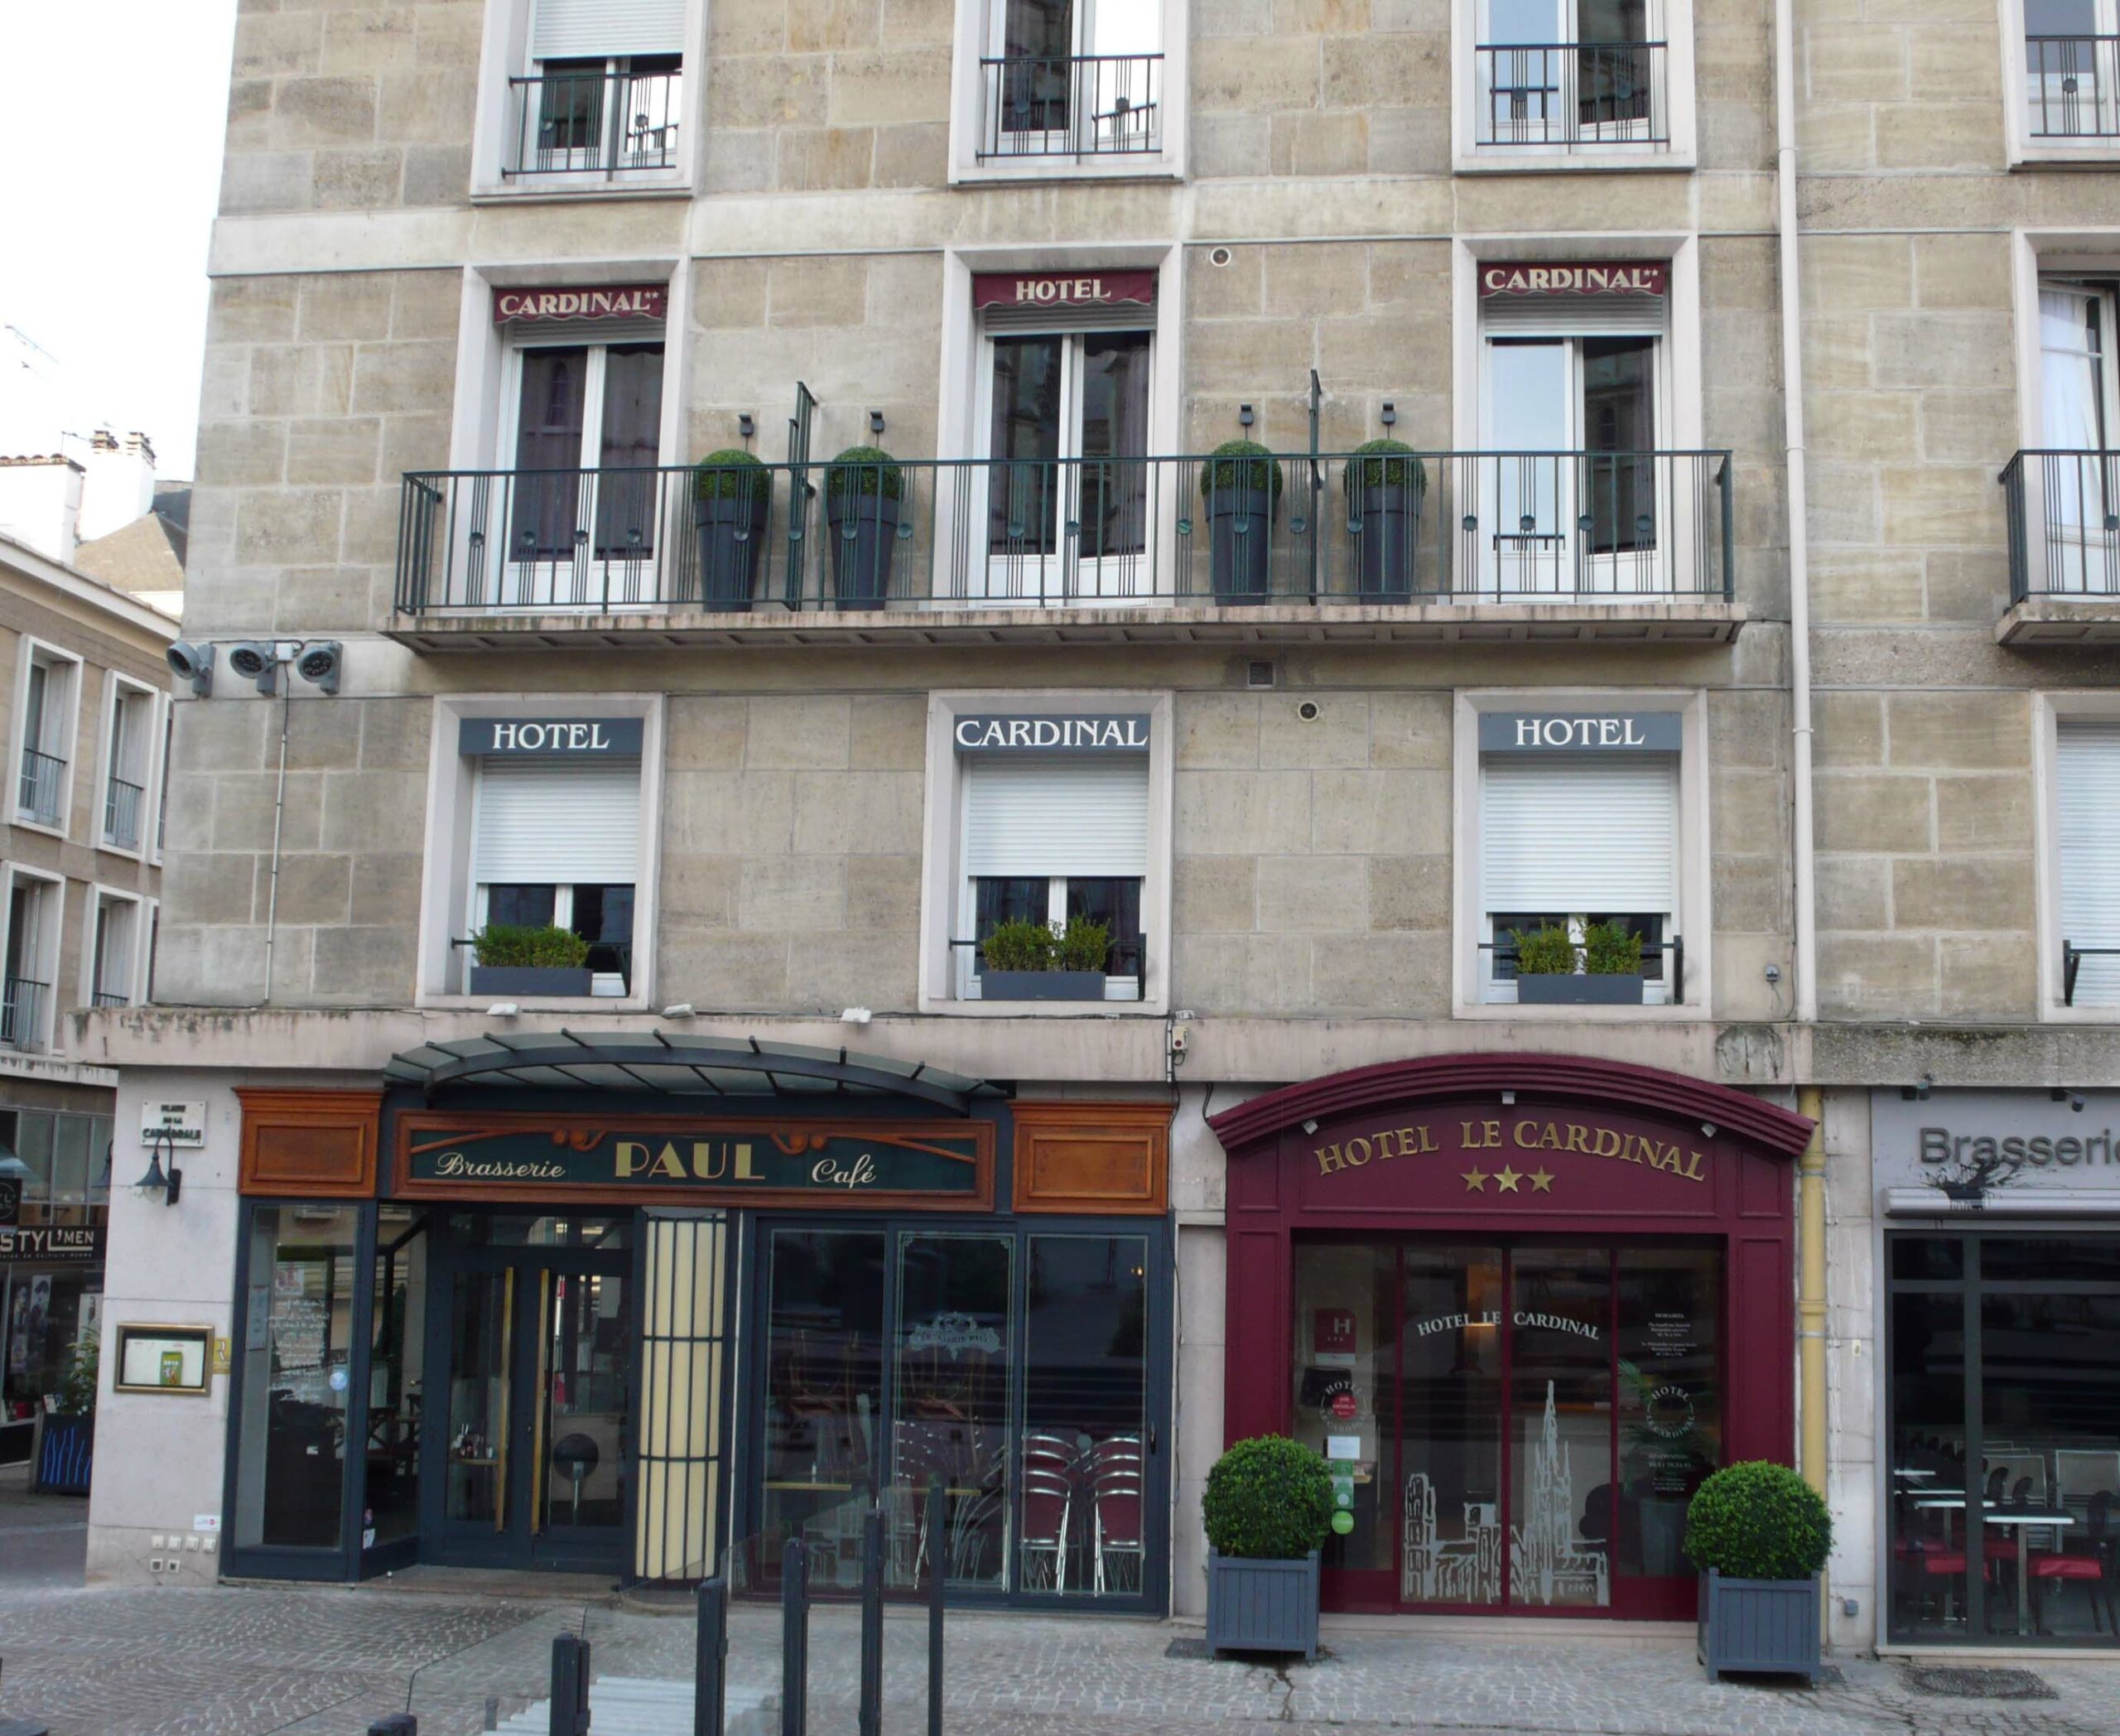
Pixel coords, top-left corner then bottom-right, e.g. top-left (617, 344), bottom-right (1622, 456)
top-left (2057, 721), bottom-right (2120, 1006)
top-left (2021, 281), bottom-right (2120, 598)
top-left (955, 0), bottom-right (1178, 179)
top-left (0, 1107), bottom-right (113, 1213)
top-left (1460, 0), bottom-right (1691, 162)
top-left (102, 680), bottom-right (154, 851)
top-left (14, 644), bottom-right (75, 829)
top-left (2025, 0), bottom-right (2120, 141)
top-left (1, 871), bottom-right (61, 1051)
top-left (498, 0), bottom-right (686, 180)
top-left (88, 891), bottom-right (142, 1009)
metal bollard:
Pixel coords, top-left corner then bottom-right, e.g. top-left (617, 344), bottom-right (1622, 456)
top-left (368, 1718), bottom-right (417, 1736)
top-left (484, 1699), bottom-right (500, 1732)
top-left (549, 1633), bottom-right (591, 1736)
top-left (694, 1574), bottom-right (728, 1736)
top-left (927, 1474), bottom-right (946, 1736)
top-left (780, 1537), bottom-right (808, 1736)
top-left (858, 1506), bottom-right (884, 1736)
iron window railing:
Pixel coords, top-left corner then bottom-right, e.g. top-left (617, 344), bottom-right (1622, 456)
top-left (2026, 35), bottom-right (2120, 139)
top-left (947, 933), bottom-right (1149, 1001)
top-left (1482, 936), bottom-right (1685, 1002)
top-left (91, 990), bottom-right (128, 1009)
top-left (104, 775), bottom-right (143, 849)
top-left (1475, 41), bottom-right (1669, 147)
top-left (17, 749), bottom-right (64, 826)
top-left (2, 976), bottom-right (46, 1050)
top-left (395, 450), bottom-right (1733, 615)
top-left (1999, 449), bottom-right (2120, 601)
top-left (976, 54), bottom-right (1164, 158)
top-left (502, 68), bottom-right (682, 176)
top-left (2063, 940), bottom-right (2120, 1007)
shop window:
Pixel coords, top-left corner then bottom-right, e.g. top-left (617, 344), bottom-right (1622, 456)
top-left (12, 643), bottom-right (77, 831)
top-left (956, 0), bottom-right (1175, 177)
top-left (2057, 721), bottom-right (2120, 1006)
top-left (2, 1266), bottom-right (102, 1425)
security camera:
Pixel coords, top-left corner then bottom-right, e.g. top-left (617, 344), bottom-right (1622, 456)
top-left (295, 641), bottom-right (342, 695)
top-left (227, 641), bottom-right (279, 695)
top-left (165, 641), bottom-right (213, 697)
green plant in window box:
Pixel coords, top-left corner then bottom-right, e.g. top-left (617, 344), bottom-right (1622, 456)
top-left (1054, 917), bottom-right (1112, 974)
top-left (1689, 1460), bottom-right (1833, 1683)
top-left (1510, 922), bottom-right (1578, 976)
top-left (979, 918), bottom-right (1111, 1002)
top-left (470, 924), bottom-right (591, 969)
top-left (1583, 919), bottom-right (1645, 976)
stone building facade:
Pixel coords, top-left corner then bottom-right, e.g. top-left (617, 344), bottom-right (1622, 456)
top-left (77, 0), bottom-right (2120, 1658)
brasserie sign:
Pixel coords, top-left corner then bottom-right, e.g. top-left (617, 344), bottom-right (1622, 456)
top-left (396, 1114), bottom-right (994, 1209)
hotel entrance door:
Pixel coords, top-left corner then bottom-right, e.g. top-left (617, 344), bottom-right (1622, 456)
top-left (1292, 1240), bottom-right (1722, 1619)
top-left (424, 1215), bottom-right (632, 1570)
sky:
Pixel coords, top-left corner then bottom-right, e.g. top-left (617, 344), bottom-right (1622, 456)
top-left (0, 1), bottom-right (239, 481)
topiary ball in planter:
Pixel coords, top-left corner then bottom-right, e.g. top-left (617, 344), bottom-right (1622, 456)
top-left (824, 445), bottom-right (905, 610)
top-left (1200, 440), bottom-right (1283, 605)
top-left (1343, 438), bottom-right (1426, 599)
top-left (467, 922), bottom-right (594, 997)
top-left (1689, 1461), bottom-right (1832, 1684)
top-left (1204, 1435), bottom-right (1333, 1660)
top-left (692, 448), bottom-right (770, 611)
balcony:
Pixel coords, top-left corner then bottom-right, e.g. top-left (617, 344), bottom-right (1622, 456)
top-left (976, 54), bottom-right (1164, 160)
top-left (104, 775), bottom-right (142, 850)
top-left (2000, 450), bottom-right (2120, 643)
top-left (17, 749), bottom-right (63, 827)
top-left (390, 451), bottom-right (1740, 649)
top-left (2026, 35), bottom-right (2120, 140)
top-left (1474, 41), bottom-right (1669, 149)
top-left (501, 68), bottom-right (681, 179)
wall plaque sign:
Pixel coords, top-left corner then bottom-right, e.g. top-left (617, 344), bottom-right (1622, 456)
top-left (952, 713), bottom-right (1150, 752)
top-left (1479, 711), bottom-right (1683, 753)
top-left (0, 1225), bottom-right (102, 1262)
top-left (1478, 262), bottom-right (1668, 298)
top-left (395, 1113), bottom-right (995, 1210)
top-left (459, 717), bottom-right (645, 757)
top-left (972, 270), bottom-right (1157, 310)
top-left (113, 1323), bottom-right (213, 1395)
top-left (492, 285), bottom-right (667, 324)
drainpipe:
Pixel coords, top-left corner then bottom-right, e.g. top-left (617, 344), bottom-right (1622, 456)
top-left (261, 679), bottom-right (291, 1003)
top-left (1797, 1087), bottom-right (1828, 1497)
top-left (1776, 0), bottom-right (1818, 1024)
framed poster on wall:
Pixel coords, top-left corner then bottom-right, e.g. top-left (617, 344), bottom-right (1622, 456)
top-left (113, 1323), bottom-right (214, 1394)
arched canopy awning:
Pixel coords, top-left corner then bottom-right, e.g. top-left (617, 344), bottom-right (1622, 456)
top-left (1207, 1053), bottom-right (1813, 1160)
top-left (383, 1032), bottom-right (1005, 1117)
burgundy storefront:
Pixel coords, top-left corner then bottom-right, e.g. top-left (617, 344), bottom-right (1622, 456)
top-left (1210, 1055), bottom-right (1811, 1622)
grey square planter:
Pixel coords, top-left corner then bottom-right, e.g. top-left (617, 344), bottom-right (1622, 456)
top-left (1697, 1569), bottom-right (1822, 1683)
top-left (980, 971), bottom-right (1107, 1002)
top-left (466, 965), bottom-right (595, 997)
top-left (1516, 972), bottom-right (1646, 1006)
top-left (1207, 1549), bottom-right (1320, 1660)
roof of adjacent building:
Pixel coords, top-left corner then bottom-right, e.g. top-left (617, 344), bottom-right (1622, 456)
top-left (72, 485), bottom-right (190, 597)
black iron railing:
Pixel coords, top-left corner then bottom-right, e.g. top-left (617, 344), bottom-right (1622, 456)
top-left (976, 54), bottom-right (1164, 158)
top-left (2000, 449), bottom-right (2120, 601)
top-left (91, 990), bottom-right (128, 1009)
top-left (503, 68), bottom-right (682, 176)
top-left (2, 976), bottom-right (46, 1049)
top-left (396, 451), bottom-right (1733, 615)
top-left (1475, 41), bottom-right (1668, 146)
top-left (2064, 941), bottom-right (2120, 1007)
top-left (104, 775), bottom-right (143, 848)
top-left (17, 749), bottom-right (64, 825)
top-left (2027, 36), bottom-right (2120, 138)
top-left (947, 933), bottom-right (1148, 1001)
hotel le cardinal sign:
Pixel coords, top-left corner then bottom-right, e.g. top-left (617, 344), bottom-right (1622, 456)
top-left (393, 1112), bottom-right (995, 1210)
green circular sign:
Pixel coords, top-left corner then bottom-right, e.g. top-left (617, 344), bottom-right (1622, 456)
top-left (1330, 1509), bottom-right (1355, 1536)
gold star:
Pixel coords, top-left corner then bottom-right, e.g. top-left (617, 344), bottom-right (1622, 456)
top-left (1495, 1165), bottom-right (1523, 1193)
top-left (1529, 1169), bottom-right (1555, 1193)
top-left (1461, 1167), bottom-right (1490, 1192)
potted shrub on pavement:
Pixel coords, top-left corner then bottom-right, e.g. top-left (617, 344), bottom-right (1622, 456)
top-left (692, 449), bottom-right (770, 610)
top-left (977, 917), bottom-right (1112, 1002)
top-left (1344, 438), bottom-right (1426, 599)
top-left (32, 1329), bottom-right (96, 1495)
top-left (1689, 1459), bottom-right (1832, 1683)
top-left (1201, 440), bottom-right (1283, 605)
top-left (1203, 1435), bottom-right (1333, 1660)
top-left (466, 923), bottom-right (593, 997)
top-left (1512, 919), bottom-right (1648, 1006)
top-left (824, 445), bottom-right (904, 609)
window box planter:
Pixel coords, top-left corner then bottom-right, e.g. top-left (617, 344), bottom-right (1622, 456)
top-left (1207, 1549), bottom-right (1319, 1660)
top-left (826, 493), bottom-right (899, 608)
top-left (31, 1411), bottom-right (93, 1496)
top-left (1516, 973), bottom-right (1645, 1006)
top-left (693, 494), bottom-right (768, 610)
top-left (466, 965), bottom-right (595, 997)
top-left (980, 970), bottom-right (1107, 1002)
top-left (1697, 1569), bottom-right (1822, 1684)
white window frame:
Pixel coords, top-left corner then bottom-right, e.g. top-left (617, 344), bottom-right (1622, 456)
top-left (469, 0), bottom-right (705, 198)
top-left (415, 693), bottom-right (664, 1010)
top-left (0, 864), bottom-right (67, 1054)
top-left (82, 885), bottom-right (148, 1011)
top-left (2005, 0), bottom-right (2120, 166)
top-left (2032, 690), bottom-right (2120, 1019)
top-left (11, 638), bottom-right (82, 840)
top-left (1453, 0), bottom-right (1695, 171)
top-left (98, 673), bottom-right (157, 858)
top-left (147, 692), bottom-right (171, 866)
top-left (918, 689), bottom-right (1173, 1015)
top-left (947, 0), bottom-right (1187, 184)
top-left (1451, 687), bottom-right (1711, 1018)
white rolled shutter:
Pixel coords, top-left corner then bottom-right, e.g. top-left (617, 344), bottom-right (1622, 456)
top-left (962, 757), bottom-right (1149, 877)
top-left (532, 0), bottom-right (686, 60)
top-left (474, 756), bottom-right (641, 884)
top-left (1481, 296), bottom-right (1665, 338)
top-left (2059, 724), bottom-right (2120, 1005)
top-left (1480, 753), bottom-right (1678, 911)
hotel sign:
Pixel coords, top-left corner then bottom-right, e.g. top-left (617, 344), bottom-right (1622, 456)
top-left (492, 285), bottom-right (667, 324)
top-left (459, 717), bottom-right (644, 757)
top-left (395, 1113), bottom-right (995, 1210)
top-left (953, 713), bottom-right (1150, 752)
top-left (1479, 262), bottom-right (1668, 297)
top-left (1479, 711), bottom-right (1682, 752)
top-left (972, 271), bottom-right (1157, 310)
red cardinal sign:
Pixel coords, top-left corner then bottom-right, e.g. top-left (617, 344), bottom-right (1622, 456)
top-left (493, 285), bottom-right (668, 324)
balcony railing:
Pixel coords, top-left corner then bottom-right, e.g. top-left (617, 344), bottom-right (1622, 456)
top-left (2026, 36), bottom-right (2120, 139)
top-left (91, 990), bottom-right (128, 1009)
top-left (1475, 41), bottom-right (1668, 147)
top-left (2000, 449), bottom-right (2120, 601)
top-left (976, 54), bottom-right (1164, 158)
top-left (396, 451), bottom-right (1732, 617)
top-left (2, 976), bottom-right (46, 1050)
top-left (502, 69), bottom-right (682, 177)
top-left (17, 749), bottom-right (64, 825)
top-left (104, 775), bottom-right (143, 849)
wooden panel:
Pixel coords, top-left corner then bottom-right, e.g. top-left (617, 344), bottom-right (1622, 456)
top-left (236, 1088), bottom-right (383, 1198)
top-left (1011, 1100), bottom-right (1169, 1215)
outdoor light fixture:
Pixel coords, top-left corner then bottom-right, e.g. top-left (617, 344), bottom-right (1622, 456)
top-left (132, 1129), bottom-right (182, 1207)
top-left (1300, 1119), bottom-right (1319, 1136)
top-left (164, 641), bottom-right (213, 697)
top-left (294, 641), bottom-right (342, 695)
top-left (487, 1002), bottom-right (520, 1018)
top-left (1902, 1073), bottom-right (1934, 1102)
top-left (840, 1006), bottom-right (872, 1025)
top-left (1701, 1121), bottom-right (1718, 1139)
top-left (227, 641), bottom-right (281, 695)
top-left (869, 409), bottom-right (886, 439)
top-left (738, 412), bottom-right (755, 440)
top-left (661, 1002), bottom-right (696, 1019)
top-left (1501, 1090), bottom-right (1515, 1107)
top-left (2051, 1087), bottom-right (2088, 1112)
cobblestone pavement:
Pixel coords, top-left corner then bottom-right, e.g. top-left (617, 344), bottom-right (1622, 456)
top-left (2, 1546), bottom-right (2119, 1736)
top-left (0, 1463), bottom-right (86, 1591)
